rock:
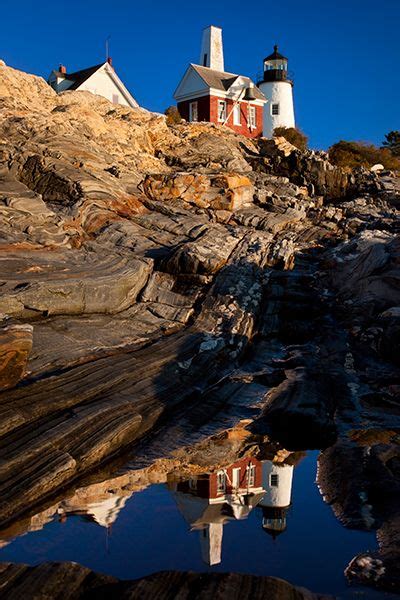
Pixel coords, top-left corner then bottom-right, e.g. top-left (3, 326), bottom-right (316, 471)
top-left (164, 225), bottom-right (243, 275)
top-left (142, 173), bottom-right (254, 211)
top-left (0, 562), bottom-right (334, 599)
top-left (257, 137), bottom-right (351, 199)
top-left (0, 249), bottom-right (152, 317)
top-left (318, 436), bottom-right (400, 592)
top-left (0, 62), bottom-right (399, 598)
top-left (370, 163), bottom-right (385, 172)
top-left (0, 324), bottom-right (33, 390)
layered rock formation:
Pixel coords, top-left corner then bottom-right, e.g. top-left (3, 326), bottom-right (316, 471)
top-left (0, 62), bottom-right (399, 594)
top-left (0, 562), bottom-right (333, 600)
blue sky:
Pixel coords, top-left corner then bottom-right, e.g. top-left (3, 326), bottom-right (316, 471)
top-left (1, 0), bottom-right (399, 148)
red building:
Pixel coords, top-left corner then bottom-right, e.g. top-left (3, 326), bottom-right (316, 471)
top-left (173, 456), bottom-right (264, 500)
top-left (174, 26), bottom-right (266, 138)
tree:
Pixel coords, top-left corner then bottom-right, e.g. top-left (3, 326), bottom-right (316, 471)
top-left (382, 131), bottom-right (400, 157)
top-left (273, 127), bottom-right (308, 151)
top-left (328, 140), bottom-right (400, 170)
top-left (164, 106), bottom-right (182, 126)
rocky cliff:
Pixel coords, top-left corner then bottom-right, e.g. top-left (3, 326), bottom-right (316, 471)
top-left (0, 62), bottom-right (399, 594)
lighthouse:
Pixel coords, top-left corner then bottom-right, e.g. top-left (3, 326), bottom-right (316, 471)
top-left (259, 461), bottom-right (294, 538)
top-left (258, 45), bottom-right (295, 138)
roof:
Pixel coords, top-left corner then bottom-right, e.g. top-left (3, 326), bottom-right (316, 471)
top-left (264, 45), bottom-right (288, 62)
top-left (49, 62), bottom-right (139, 108)
top-left (52, 63), bottom-right (105, 89)
top-left (191, 64), bottom-right (266, 101)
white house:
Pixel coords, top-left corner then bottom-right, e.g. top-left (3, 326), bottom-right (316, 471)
top-left (48, 58), bottom-right (139, 108)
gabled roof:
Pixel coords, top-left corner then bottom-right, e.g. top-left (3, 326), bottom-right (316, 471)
top-left (60, 63), bottom-right (105, 89)
top-left (49, 62), bottom-right (139, 108)
top-left (190, 64), bottom-right (266, 100)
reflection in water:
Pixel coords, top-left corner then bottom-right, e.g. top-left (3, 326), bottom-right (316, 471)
top-left (260, 462), bottom-right (293, 538)
top-left (168, 457), bottom-right (294, 565)
top-left (0, 449), bottom-right (385, 598)
top-left (57, 494), bottom-right (130, 528)
top-left (0, 474), bottom-right (140, 549)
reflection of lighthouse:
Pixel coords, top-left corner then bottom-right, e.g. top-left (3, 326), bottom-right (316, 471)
top-left (259, 461), bottom-right (294, 538)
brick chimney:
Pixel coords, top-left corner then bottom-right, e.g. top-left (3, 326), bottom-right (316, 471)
top-left (59, 64), bottom-right (67, 74)
top-left (107, 56), bottom-right (113, 68)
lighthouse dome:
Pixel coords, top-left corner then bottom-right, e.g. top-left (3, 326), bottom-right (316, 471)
top-left (264, 45), bottom-right (288, 63)
top-left (261, 506), bottom-right (288, 538)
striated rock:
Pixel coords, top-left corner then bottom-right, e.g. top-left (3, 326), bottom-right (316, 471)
top-left (318, 436), bottom-right (400, 592)
top-left (257, 137), bottom-right (351, 199)
top-left (0, 562), bottom-right (334, 599)
top-left (0, 249), bottom-right (152, 317)
top-left (0, 324), bottom-right (33, 390)
top-left (0, 62), bottom-right (399, 598)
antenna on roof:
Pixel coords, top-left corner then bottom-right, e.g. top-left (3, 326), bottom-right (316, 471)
top-left (105, 35), bottom-right (111, 61)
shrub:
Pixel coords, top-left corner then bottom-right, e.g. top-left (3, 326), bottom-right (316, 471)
top-left (164, 105), bottom-right (182, 126)
top-left (273, 126), bottom-right (308, 151)
top-left (328, 140), bottom-right (400, 171)
top-left (382, 131), bottom-right (400, 157)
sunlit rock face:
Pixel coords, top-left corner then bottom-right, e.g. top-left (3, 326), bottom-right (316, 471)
top-left (0, 61), bottom-right (399, 598)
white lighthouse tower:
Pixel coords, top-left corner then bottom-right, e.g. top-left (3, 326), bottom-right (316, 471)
top-left (258, 45), bottom-right (295, 138)
top-left (259, 461), bottom-right (294, 538)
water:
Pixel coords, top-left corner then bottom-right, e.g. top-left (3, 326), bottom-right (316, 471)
top-left (0, 451), bottom-right (395, 599)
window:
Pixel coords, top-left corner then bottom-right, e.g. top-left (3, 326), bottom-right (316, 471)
top-left (189, 101), bottom-right (198, 122)
top-left (232, 467), bottom-right (241, 488)
top-left (218, 100), bottom-right (226, 122)
top-left (248, 105), bottom-right (256, 129)
top-left (217, 470), bottom-right (226, 494)
top-left (233, 103), bottom-right (241, 126)
top-left (272, 103), bottom-right (280, 116)
top-left (270, 473), bottom-right (279, 487)
top-left (247, 464), bottom-right (256, 487)
top-left (112, 93), bottom-right (119, 105)
top-left (203, 53), bottom-right (208, 66)
top-left (188, 478), bottom-right (197, 491)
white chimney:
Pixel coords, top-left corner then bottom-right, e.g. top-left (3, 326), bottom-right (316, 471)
top-left (200, 25), bottom-right (224, 72)
top-left (200, 522), bottom-right (223, 565)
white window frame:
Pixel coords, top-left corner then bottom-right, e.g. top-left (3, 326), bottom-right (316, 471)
top-left (247, 464), bottom-right (256, 487)
top-left (232, 467), bottom-right (241, 488)
top-left (217, 470), bottom-right (226, 493)
top-left (188, 478), bottom-right (197, 490)
top-left (218, 100), bottom-right (227, 123)
top-left (248, 105), bottom-right (256, 129)
top-left (271, 103), bottom-right (280, 116)
top-left (233, 103), bottom-right (241, 126)
top-left (189, 101), bottom-right (198, 122)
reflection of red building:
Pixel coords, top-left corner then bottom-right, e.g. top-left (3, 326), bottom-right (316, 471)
top-left (169, 457), bottom-right (265, 566)
top-left (176, 456), bottom-right (263, 500)
top-left (169, 457), bottom-right (295, 565)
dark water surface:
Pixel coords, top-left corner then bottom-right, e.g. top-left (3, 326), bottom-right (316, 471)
top-left (0, 451), bottom-right (395, 599)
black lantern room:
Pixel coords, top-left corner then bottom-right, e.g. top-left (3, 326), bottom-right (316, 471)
top-left (261, 506), bottom-right (288, 539)
top-left (261, 45), bottom-right (292, 84)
